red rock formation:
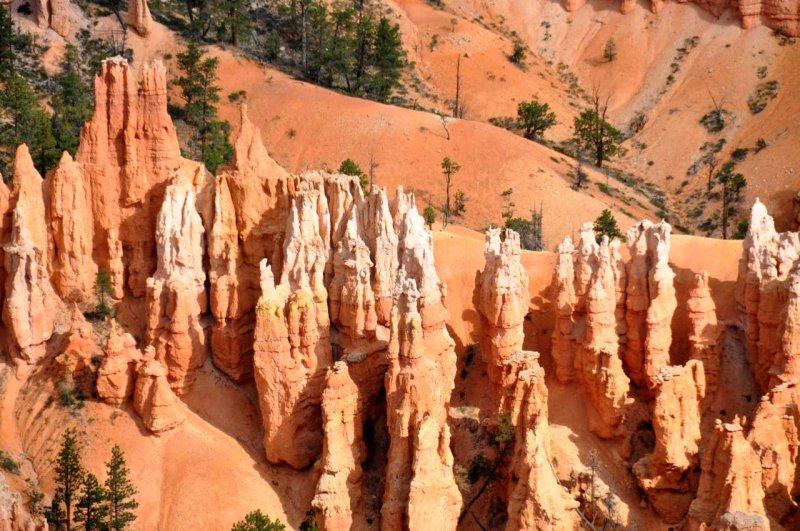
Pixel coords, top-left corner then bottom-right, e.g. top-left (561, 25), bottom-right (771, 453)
top-left (144, 174), bottom-right (207, 394)
top-left (769, 267), bottom-right (800, 387)
top-left (505, 354), bottom-right (580, 530)
top-left (76, 58), bottom-right (192, 303)
top-left (253, 189), bottom-right (332, 469)
top-left (33, 0), bottom-right (70, 37)
top-left (688, 421), bottom-right (770, 530)
top-left (747, 382), bottom-right (800, 523)
top-left (210, 105), bottom-right (294, 381)
top-left (3, 146), bottom-right (58, 363)
top-left (97, 320), bottom-right (143, 405)
top-left (687, 272), bottom-right (721, 393)
top-left (476, 228), bottom-right (529, 393)
top-left (382, 277), bottom-right (461, 530)
top-left (48, 151), bottom-right (97, 305)
top-left (55, 306), bottom-right (101, 397)
top-left (551, 237), bottom-right (577, 384)
top-left (561, 0), bottom-right (799, 36)
top-left (133, 347), bottom-right (185, 434)
top-left (575, 253), bottom-right (631, 438)
top-left (126, 0), bottom-right (153, 36)
top-left (634, 361), bottom-right (706, 523)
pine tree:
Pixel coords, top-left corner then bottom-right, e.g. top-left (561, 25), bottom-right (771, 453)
top-left (367, 17), bottom-right (405, 102)
top-left (0, 74), bottom-right (58, 177)
top-left (231, 510), bottom-right (286, 531)
top-left (74, 473), bottom-right (109, 531)
top-left (51, 45), bottom-right (92, 158)
top-left (105, 445), bottom-right (138, 531)
top-left (516, 97), bottom-right (557, 140)
top-left (593, 209), bottom-right (624, 243)
top-left (53, 428), bottom-right (85, 531)
top-left (44, 490), bottom-right (66, 529)
top-left (174, 43), bottom-right (233, 173)
top-left (0, 4), bottom-right (18, 80)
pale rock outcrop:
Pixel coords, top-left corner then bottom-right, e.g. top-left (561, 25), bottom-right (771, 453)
top-left (476, 228), bottom-right (529, 393)
top-left (360, 188), bottom-right (398, 324)
top-left (382, 277), bottom-right (461, 530)
top-left (133, 347), bottom-right (185, 434)
top-left (747, 382), bottom-right (800, 523)
top-left (624, 220), bottom-right (677, 391)
top-left (551, 237), bottom-right (577, 383)
top-left (144, 174), bottom-right (207, 394)
top-left (505, 355), bottom-right (580, 531)
top-left (48, 151), bottom-right (97, 305)
top-left (687, 272), bottom-right (721, 393)
top-left (769, 267), bottom-right (800, 386)
top-left (329, 210), bottom-right (377, 340)
top-left (3, 146), bottom-right (58, 363)
top-left (253, 190), bottom-right (332, 469)
top-left (324, 174), bottom-right (364, 261)
top-left (737, 200), bottom-right (800, 392)
top-left (97, 320), bottom-right (143, 405)
top-left (634, 361), bottom-right (706, 523)
top-left (643, 225), bottom-right (677, 392)
top-left (688, 421), bottom-right (770, 530)
top-left (127, 0), bottom-right (153, 36)
top-left (33, 0), bottom-right (70, 37)
top-left (210, 105), bottom-right (294, 381)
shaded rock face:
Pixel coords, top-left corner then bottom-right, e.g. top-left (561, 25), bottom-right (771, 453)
top-left (737, 200), bottom-right (800, 393)
top-left (33, 0), bottom-right (70, 37)
top-left (476, 229), bottom-right (530, 406)
top-left (688, 272), bottom-right (721, 394)
top-left (506, 356), bottom-right (580, 531)
top-left (76, 58), bottom-right (196, 307)
top-left (561, 0), bottom-right (800, 36)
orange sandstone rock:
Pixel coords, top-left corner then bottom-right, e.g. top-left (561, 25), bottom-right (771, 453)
top-left (634, 361), bottom-right (706, 523)
top-left (133, 347), bottom-right (185, 434)
top-left (210, 105), bottom-right (294, 381)
top-left (476, 228), bottom-right (529, 391)
top-left (253, 189), bottom-right (332, 469)
top-left (551, 237), bottom-right (577, 383)
top-left (48, 151), bottom-right (97, 305)
top-left (126, 0), bottom-right (153, 36)
top-left (688, 272), bottom-right (721, 393)
top-left (688, 421), bottom-right (770, 530)
top-left (3, 146), bottom-right (58, 363)
top-left (33, 0), bottom-right (70, 37)
top-left (382, 277), bottom-right (461, 530)
top-left (97, 320), bottom-right (142, 405)
top-left (505, 354), bottom-right (580, 531)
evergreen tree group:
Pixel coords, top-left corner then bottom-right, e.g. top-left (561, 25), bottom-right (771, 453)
top-left (0, 9), bottom-right (93, 179)
top-left (46, 429), bottom-right (138, 531)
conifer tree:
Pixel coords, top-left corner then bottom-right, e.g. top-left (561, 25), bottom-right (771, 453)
top-left (53, 428), bottom-right (85, 531)
top-left (51, 45), bottom-right (92, 157)
top-left (105, 445), bottom-right (138, 530)
top-left (74, 473), bottom-right (109, 531)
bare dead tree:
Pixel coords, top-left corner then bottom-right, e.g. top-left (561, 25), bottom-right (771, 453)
top-left (453, 55), bottom-right (461, 118)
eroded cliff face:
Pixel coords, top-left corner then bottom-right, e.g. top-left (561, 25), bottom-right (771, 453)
top-left (562, 0), bottom-right (800, 36)
top-left (5, 49), bottom-right (800, 531)
top-left (33, 0), bottom-right (70, 37)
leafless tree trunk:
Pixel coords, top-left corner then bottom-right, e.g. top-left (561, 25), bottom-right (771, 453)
top-left (453, 55), bottom-right (461, 118)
